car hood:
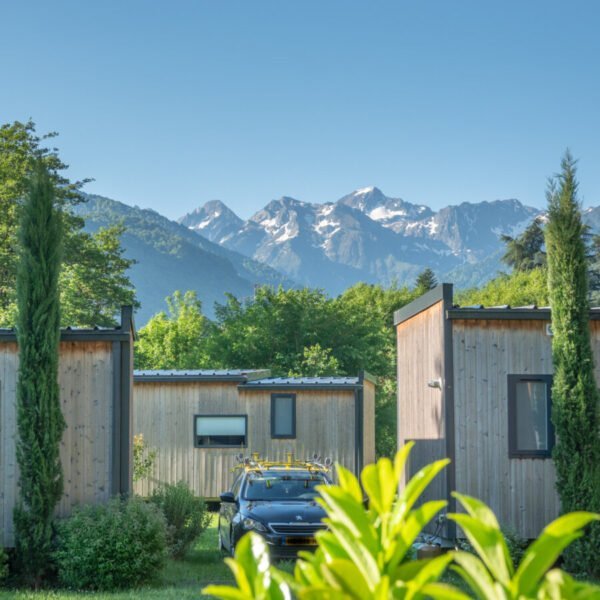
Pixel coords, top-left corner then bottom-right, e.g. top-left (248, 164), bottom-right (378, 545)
top-left (244, 500), bottom-right (326, 523)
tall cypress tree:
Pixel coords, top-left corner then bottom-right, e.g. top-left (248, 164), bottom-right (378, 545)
top-left (545, 151), bottom-right (600, 576)
top-left (13, 162), bottom-right (66, 586)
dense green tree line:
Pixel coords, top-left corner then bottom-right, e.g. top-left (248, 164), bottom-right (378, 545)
top-left (0, 120), bottom-right (137, 327)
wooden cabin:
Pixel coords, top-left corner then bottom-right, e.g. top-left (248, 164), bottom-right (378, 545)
top-left (133, 371), bottom-right (376, 498)
top-left (395, 283), bottom-right (600, 539)
top-left (0, 307), bottom-right (135, 547)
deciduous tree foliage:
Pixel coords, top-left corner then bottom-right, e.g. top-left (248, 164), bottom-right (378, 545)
top-left (14, 163), bottom-right (66, 586)
top-left (545, 151), bottom-right (600, 576)
top-left (135, 290), bottom-right (211, 369)
top-left (0, 120), bottom-right (137, 327)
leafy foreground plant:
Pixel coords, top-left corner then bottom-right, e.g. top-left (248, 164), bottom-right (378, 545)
top-left (204, 443), bottom-right (600, 600)
top-left (449, 493), bottom-right (599, 599)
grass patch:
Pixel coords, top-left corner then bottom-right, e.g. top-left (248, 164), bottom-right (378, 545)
top-left (0, 514), bottom-right (232, 600)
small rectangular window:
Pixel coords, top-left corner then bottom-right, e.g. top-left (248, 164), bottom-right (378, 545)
top-left (508, 375), bottom-right (554, 458)
top-left (271, 394), bottom-right (296, 438)
top-left (194, 415), bottom-right (247, 448)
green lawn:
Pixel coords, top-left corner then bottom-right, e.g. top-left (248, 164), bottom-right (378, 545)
top-left (0, 515), bottom-right (234, 600)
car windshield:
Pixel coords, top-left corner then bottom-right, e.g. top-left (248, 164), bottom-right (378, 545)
top-left (242, 470), bottom-right (328, 501)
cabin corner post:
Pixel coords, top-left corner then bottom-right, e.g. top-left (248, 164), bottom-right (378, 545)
top-left (354, 373), bottom-right (365, 476)
top-left (442, 283), bottom-right (457, 539)
top-left (119, 307), bottom-right (134, 495)
top-left (111, 341), bottom-right (122, 496)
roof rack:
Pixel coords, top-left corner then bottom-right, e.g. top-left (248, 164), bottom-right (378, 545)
top-left (232, 451), bottom-right (333, 473)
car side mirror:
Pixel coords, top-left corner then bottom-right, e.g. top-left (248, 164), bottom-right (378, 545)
top-left (220, 491), bottom-right (236, 503)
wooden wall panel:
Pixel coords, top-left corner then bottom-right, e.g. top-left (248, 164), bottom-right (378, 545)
top-left (1, 341), bottom-right (114, 547)
top-left (396, 301), bottom-right (448, 506)
top-left (452, 319), bottom-right (560, 538)
top-left (133, 383), bottom-right (358, 498)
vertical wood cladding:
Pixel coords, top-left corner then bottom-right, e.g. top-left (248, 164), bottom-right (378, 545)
top-left (452, 319), bottom-right (562, 538)
top-left (133, 382), bottom-right (367, 498)
top-left (1, 341), bottom-right (115, 546)
top-left (396, 299), bottom-right (448, 509)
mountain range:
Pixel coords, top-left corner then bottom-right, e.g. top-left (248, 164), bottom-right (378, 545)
top-left (178, 187), bottom-right (541, 293)
top-left (76, 187), bottom-right (600, 325)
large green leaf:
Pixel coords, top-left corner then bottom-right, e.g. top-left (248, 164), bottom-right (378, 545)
top-left (391, 458), bottom-right (449, 528)
top-left (421, 582), bottom-right (473, 600)
top-left (538, 568), bottom-right (600, 600)
top-left (385, 500), bottom-right (447, 569)
top-left (361, 457), bottom-right (397, 515)
top-left (326, 558), bottom-right (373, 598)
top-left (317, 487), bottom-right (379, 555)
top-left (393, 441), bottom-right (415, 483)
top-left (513, 512), bottom-right (600, 597)
top-left (450, 551), bottom-right (504, 600)
top-left (451, 492), bottom-right (513, 578)
top-left (336, 464), bottom-right (364, 503)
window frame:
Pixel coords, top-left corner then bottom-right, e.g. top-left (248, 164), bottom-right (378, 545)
top-left (270, 393), bottom-right (297, 439)
top-left (507, 374), bottom-right (554, 459)
top-left (193, 414), bottom-right (248, 448)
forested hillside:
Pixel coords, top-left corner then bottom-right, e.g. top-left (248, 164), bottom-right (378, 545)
top-left (74, 194), bottom-right (293, 323)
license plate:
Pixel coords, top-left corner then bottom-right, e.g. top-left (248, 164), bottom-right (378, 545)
top-left (285, 536), bottom-right (317, 546)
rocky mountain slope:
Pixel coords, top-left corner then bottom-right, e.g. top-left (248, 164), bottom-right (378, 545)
top-left (74, 195), bottom-right (293, 324)
top-left (180, 187), bottom-right (542, 292)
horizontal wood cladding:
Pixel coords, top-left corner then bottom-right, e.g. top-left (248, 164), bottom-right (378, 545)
top-left (396, 300), bottom-right (447, 509)
top-left (133, 382), bottom-right (359, 498)
top-left (452, 319), bottom-right (560, 538)
top-left (1, 341), bottom-right (115, 546)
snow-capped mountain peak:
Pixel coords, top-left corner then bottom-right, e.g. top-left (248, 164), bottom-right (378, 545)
top-left (178, 200), bottom-right (243, 244)
top-left (179, 188), bottom-right (546, 293)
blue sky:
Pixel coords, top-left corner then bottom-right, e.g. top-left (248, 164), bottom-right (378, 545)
top-left (2, 1), bottom-right (599, 220)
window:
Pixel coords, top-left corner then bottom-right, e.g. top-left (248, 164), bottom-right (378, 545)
top-left (271, 394), bottom-right (296, 438)
top-left (508, 375), bottom-right (554, 458)
top-left (194, 415), bottom-right (247, 448)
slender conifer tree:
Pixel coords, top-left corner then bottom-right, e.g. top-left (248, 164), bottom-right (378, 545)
top-left (13, 161), bottom-right (66, 586)
top-left (545, 151), bottom-right (600, 575)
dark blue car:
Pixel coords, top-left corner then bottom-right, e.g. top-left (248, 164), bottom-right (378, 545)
top-left (218, 462), bottom-right (331, 559)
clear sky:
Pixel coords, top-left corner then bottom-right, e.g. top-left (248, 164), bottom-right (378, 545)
top-left (2, 1), bottom-right (599, 220)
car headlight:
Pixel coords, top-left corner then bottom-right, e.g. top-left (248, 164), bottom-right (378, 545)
top-left (242, 517), bottom-right (267, 532)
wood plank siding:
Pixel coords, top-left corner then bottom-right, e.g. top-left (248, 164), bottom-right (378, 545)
top-left (452, 318), bottom-right (563, 539)
top-left (133, 382), bottom-right (369, 498)
top-left (1, 341), bottom-right (118, 546)
top-left (396, 299), bottom-right (448, 507)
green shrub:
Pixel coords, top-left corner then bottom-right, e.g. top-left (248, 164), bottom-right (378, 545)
top-left (150, 481), bottom-right (211, 559)
top-left (54, 497), bottom-right (167, 590)
top-left (502, 526), bottom-right (529, 569)
top-left (0, 545), bottom-right (7, 585)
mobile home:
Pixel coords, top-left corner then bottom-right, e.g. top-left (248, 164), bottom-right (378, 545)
top-left (0, 307), bottom-right (135, 546)
top-left (395, 283), bottom-right (600, 539)
top-left (133, 371), bottom-right (376, 498)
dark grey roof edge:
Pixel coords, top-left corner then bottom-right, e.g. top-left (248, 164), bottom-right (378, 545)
top-left (134, 369), bottom-right (272, 383)
top-left (238, 383), bottom-right (361, 391)
top-left (360, 370), bottom-right (378, 385)
top-left (393, 283), bottom-right (453, 326)
top-left (0, 305), bottom-right (136, 343)
top-left (447, 307), bottom-right (600, 321)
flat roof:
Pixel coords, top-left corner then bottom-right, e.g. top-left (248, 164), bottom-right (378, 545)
top-left (239, 376), bottom-right (361, 390)
top-left (394, 284), bottom-right (600, 324)
top-left (134, 369), bottom-right (271, 383)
